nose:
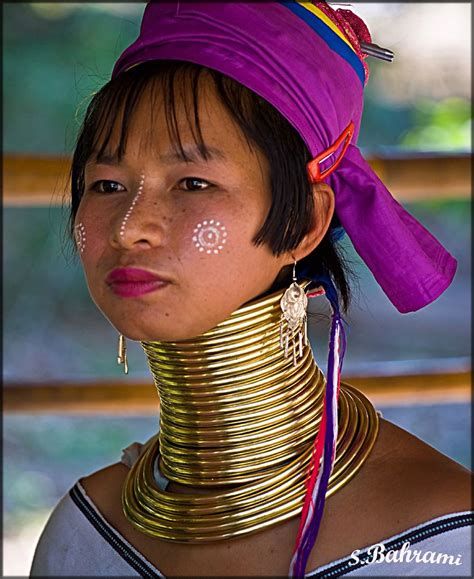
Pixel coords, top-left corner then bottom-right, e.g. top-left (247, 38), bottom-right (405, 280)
top-left (110, 179), bottom-right (166, 250)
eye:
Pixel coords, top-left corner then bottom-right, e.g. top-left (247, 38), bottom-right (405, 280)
top-left (179, 177), bottom-right (213, 192)
top-left (89, 180), bottom-right (126, 194)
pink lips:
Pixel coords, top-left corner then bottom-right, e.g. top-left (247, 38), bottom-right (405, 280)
top-left (105, 267), bottom-right (169, 298)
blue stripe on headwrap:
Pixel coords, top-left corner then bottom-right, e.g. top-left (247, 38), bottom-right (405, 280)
top-left (279, 1), bottom-right (366, 86)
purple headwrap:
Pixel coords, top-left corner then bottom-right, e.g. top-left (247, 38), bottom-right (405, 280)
top-left (112, 0), bottom-right (457, 314)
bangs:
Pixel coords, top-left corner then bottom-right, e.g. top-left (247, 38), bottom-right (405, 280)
top-left (82, 61), bottom-right (219, 169)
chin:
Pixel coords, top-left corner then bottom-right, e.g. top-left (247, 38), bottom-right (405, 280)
top-left (111, 325), bottom-right (180, 343)
top-left (98, 297), bottom-right (241, 343)
top-left (107, 317), bottom-right (216, 343)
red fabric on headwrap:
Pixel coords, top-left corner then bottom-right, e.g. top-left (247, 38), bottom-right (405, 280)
top-left (314, 2), bottom-right (372, 82)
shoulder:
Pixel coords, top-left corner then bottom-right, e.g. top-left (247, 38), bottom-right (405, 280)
top-left (30, 471), bottom-right (145, 577)
top-left (364, 417), bottom-right (471, 523)
top-left (305, 417), bottom-right (472, 571)
top-left (79, 437), bottom-right (153, 515)
top-left (30, 438), bottom-right (150, 577)
top-left (30, 487), bottom-right (93, 575)
top-left (80, 460), bottom-right (131, 517)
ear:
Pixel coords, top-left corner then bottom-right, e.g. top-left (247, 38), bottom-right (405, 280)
top-left (290, 182), bottom-right (335, 262)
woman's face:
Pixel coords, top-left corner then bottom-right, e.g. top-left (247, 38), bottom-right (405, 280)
top-left (76, 76), bottom-right (293, 341)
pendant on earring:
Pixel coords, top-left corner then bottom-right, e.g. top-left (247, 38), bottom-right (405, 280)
top-left (280, 271), bottom-right (308, 366)
top-left (117, 334), bottom-right (129, 374)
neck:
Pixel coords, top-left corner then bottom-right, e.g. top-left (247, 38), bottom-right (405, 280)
top-left (141, 282), bottom-right (325, 488)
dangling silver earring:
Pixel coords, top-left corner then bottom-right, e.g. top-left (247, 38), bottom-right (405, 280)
top-left (280, 260), bottom-right (308, 366)
top-left (117, 334), bottom-right (129, 374)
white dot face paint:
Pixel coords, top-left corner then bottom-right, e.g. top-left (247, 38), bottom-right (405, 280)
top-left (192, 219), bottom-right (227, 255)
top-left (74, 222), bottom-right (86, 253)
top-left (120, 173), bottom-right (145, 237)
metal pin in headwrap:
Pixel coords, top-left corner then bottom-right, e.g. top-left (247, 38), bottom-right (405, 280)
top-left (360, 41), bottom-right (394, 62)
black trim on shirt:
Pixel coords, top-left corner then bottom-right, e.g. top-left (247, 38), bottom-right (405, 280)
top-left (307, 511), bottom-right (473, 578)
top-left (70, 484), bottom-right (163, 578)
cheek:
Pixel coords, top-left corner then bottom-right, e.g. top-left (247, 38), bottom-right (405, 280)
top-left (177, 209), bottom-right (276, 290)
top-left (191, 219), bottom-right (228, 256)
top-left (74, 204), bottom-right (110, 265)
top-left (73, 222), bottom-right (87, 254)
top-left (177, 191), bottom-right (264, 260)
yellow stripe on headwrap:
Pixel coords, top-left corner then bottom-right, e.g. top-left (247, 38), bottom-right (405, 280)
top-left (295, 1), bottom-right (357, 54)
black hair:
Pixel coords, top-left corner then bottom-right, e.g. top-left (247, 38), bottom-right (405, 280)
top-left (69, 60), bottom-right (352, 311)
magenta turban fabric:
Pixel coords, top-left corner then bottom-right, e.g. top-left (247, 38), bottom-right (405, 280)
top-left (112, 1), bottom-right (457, 313)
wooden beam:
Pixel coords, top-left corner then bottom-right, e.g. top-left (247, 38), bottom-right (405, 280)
top-left (368, 153), bottom-right (471, 200)
top-left (4, 371), bottom-right (470, 414)
top-left (349, 371), bottom-right (471, 406)
top-left (4, 155), bottom-right (71, 206)
top-left (4, 380), bottom-right (160, 414)
top-left (3, 153), bottom-right (471, 206)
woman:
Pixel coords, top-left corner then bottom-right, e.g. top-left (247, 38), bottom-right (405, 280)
top-left (31, 2), bottom-right (472, 577)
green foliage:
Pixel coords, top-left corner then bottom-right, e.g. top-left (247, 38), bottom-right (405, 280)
top-left (401, 98), bottom-right (471, 150)
top-left (4, 3), bottom-right (144, 154)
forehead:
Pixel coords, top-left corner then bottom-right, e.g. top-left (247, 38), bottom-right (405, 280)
top-left (91, 71), bottom-right (254, 164)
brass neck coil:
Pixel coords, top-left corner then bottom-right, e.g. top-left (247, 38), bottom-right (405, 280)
top-left (122, 285), bottom-right (380, 541)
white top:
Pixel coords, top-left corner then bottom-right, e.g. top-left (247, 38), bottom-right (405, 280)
top-left (30, 441), bottom-right (473, 577)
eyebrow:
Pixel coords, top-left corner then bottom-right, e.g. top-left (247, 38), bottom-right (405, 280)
top-left (89, 145), bottom-right (227, 167)
top-left (159, 146), bottom-right (227, 164)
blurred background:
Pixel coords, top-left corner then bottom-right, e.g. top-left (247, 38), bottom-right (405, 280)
top-left (3, 2), bottom-right (471, 575)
